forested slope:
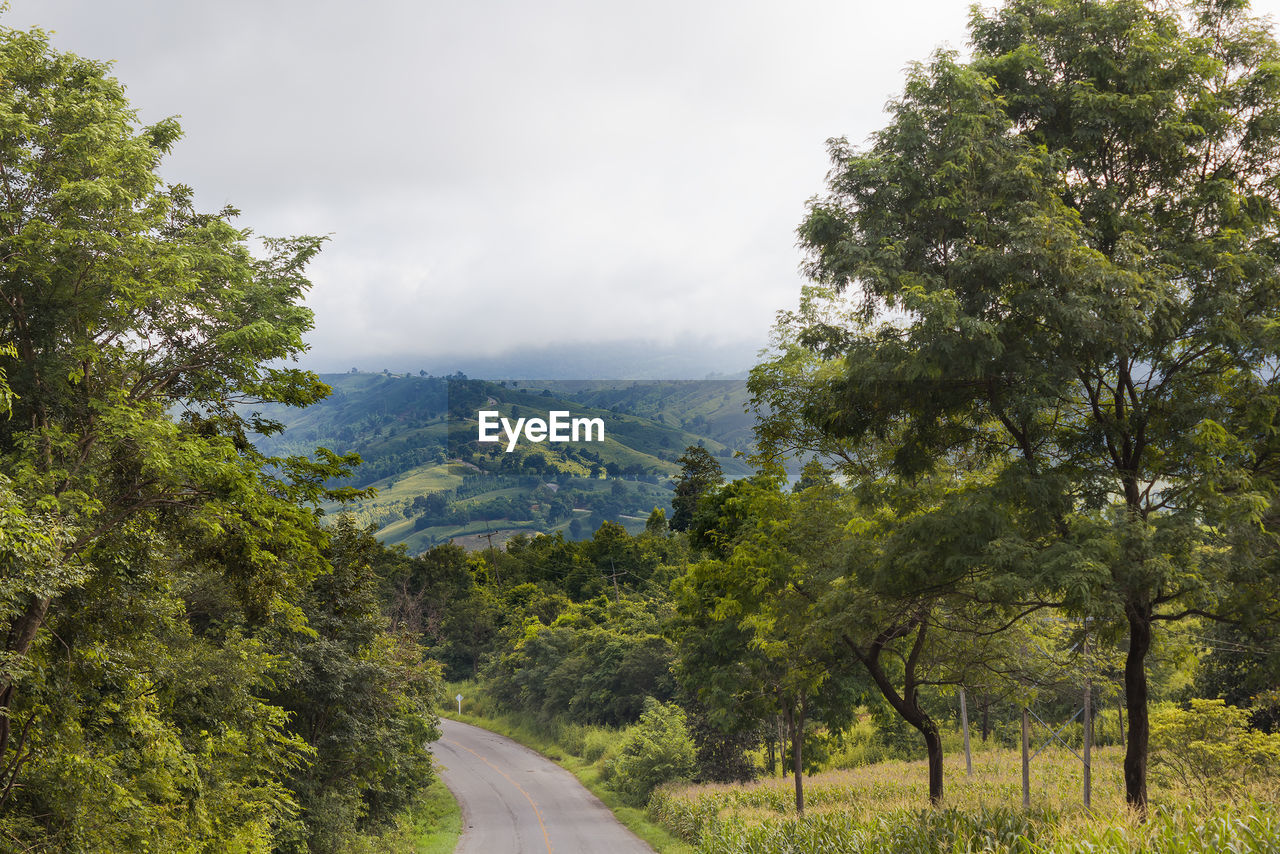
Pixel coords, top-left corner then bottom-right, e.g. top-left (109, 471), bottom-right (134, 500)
top-left (250, 373), bottom-right (754, 553)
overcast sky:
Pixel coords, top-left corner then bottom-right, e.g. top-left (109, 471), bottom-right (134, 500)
top-left (6, 1), bottom-right (1280, 374)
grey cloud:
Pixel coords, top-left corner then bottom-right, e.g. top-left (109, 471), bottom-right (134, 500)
top-left (14, 0), bottom-right (1249, 371)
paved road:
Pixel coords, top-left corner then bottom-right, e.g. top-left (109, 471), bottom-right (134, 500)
top-left (433, 718), bottom-right (655, 854)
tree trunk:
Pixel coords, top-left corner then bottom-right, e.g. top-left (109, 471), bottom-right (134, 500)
top-left (778, 716), bottom-right (786, 778)
top-left (783, 699), bottom-right (805, 816)
top-left (923, 718), bottom-right (943, 803)
top-left (845, 615), bottom-right (943, 805)
top-left (0, 595), bottom-right (53, 769)
top-left (1123, 597), bottom-right (1151, 812)
top-left (980, 695), bottom-right (990, 742)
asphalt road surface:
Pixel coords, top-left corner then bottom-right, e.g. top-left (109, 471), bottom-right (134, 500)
top-left (433, 718), bottom-right (655, 854)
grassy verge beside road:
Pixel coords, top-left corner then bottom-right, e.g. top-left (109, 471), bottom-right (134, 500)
top-left (346, 776), bottom-right (460, 854)
top-left (404, 778), bottom-right (463, 854)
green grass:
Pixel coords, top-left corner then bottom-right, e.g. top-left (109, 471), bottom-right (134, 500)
top-left (438, 689), bottom-right (694, 854)
top-left (452, 486), bottom-right (527, 507)
top-left (349, 775), bottom-right (461, 854)
top-left (369, 473), bottom-right (672, 551)
top-left (616, 517), bottom-right (650, 536)
top-left (321, 460), bottom-right (465, 533)
top-left (407, 777), bottom-right (463, 854)
top-left (368, 461), bottom-right (466, 500)
top-left (378, 516), bottom-right (416, 540)
top-left (663, 801), bottom-right (1280, 854)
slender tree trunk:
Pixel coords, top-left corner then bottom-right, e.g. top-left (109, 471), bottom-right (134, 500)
top-left (845, 614), bottom-right (943, 805)
top-left (0, 594), bottom-right (53, 769)
top-left (980, 695), bottom-right (990, 742)
top-left (778, 716), bottom-right (786, 778)
top-left (1123, 596), bottom-right (1151, 812)
top-left (794, 701), bottom-right (804, 817)
top-left (773, 717), bottom-right (783, 783)
top-left (783, 700), bottom-right (805, 815)
top-left (923, 718), bottom-right (943, 802)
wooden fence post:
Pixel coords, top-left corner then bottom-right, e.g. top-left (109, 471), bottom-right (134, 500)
top-left (1083, 638), bottom-right (1092, 809)
top-left (1021, 707), bottom-right (1031, 809)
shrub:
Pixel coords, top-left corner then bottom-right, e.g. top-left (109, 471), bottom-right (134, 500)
top-left (1150, 699), bottom-right (1280, 802)
top-left (829, 715), bottom-right (887, 769)
top-left (607, 698), bottom-right (697, 805)
top-left (581, 727), bottom-right (620, 763)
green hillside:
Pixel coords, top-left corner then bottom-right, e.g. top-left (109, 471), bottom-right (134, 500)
top-left (250, 373), bottom-right (752, 553)
top-left (519, 379), bottom-right (755, 450)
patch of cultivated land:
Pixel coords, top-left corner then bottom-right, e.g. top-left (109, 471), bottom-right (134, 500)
top-left (322, 461), bottom-right (466, 525)
top-left (450, 528), bottom-right (539, 552)
top-left (369, 462), bottom-right (468, 502)
top-left (650, 747), bottom-right (1280, 853)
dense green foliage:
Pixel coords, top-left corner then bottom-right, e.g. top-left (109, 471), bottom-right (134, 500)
top-left (793, 0), bottom-right (1280, 810)
top-left (7, 0), bottom-right (1280, 850)
top-left (1149, 699), bottom-right (1280, 803)
top-left (0, 25), bottom-right (441, 853)
top-left (268, 518), bottom-right (442, 854)
top-left (670, 446), bottom-right (725, 533)
top-left (605, 699), bottom-right (697, 806)
top-left (486, 597), bottom-right (677, 726)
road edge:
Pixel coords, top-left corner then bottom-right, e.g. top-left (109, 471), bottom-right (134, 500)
top-left (438, 711), bottom-right (695, 854)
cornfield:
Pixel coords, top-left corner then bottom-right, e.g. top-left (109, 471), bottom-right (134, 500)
top-left (648, 746), bottom-right (1280, 853)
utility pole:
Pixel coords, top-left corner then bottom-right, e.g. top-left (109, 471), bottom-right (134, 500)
top-left (959, 686), bottom-right (973, 776)
top-left (482, 522), bottom-right (500, 586)
top-left (604, 558), bottom-right (623, 601)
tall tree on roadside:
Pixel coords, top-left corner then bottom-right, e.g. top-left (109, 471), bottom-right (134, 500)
top-left (751, 293), bottom-right (1049, 806)
top-left (0, 23), bottom-right (360, 845)
top-left (270, 516), bottom-right (442, 853)
top-left (796, 0), bottom-right (1280, 809)
top-left (674, 476), bottom-right (862, 814)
